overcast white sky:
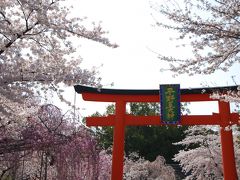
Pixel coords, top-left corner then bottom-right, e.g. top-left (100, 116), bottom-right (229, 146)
top-left (61, 0), bottom-right (240, 116)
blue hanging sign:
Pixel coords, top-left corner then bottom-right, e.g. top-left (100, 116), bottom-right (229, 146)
top-left (160, 84), bottom-right (181, 124)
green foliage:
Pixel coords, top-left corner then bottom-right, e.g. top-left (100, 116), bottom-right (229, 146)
top-left (125, 125), bottom-right (186, 163)
top-left (93, 105), bottom-right (115, 149)
top-left (105, 104), bottom-right (115, 115)
top-left (96, 103), bottom-right (188, 163)
top-left (130, 102), bottom-right (160, 116)
top-left (97, 126), bottom-right (114, 150)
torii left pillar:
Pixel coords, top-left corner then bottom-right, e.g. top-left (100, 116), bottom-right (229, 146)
top-left (112, 100), bottom-right (126, 180)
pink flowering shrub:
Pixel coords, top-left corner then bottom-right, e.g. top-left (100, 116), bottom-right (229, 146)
top-left (0, 104), bottom-right (112, 179)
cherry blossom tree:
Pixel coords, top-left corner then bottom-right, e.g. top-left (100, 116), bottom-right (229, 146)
top-left (124, 152), bottom-right (176, 180)
top-left (0, 0), bottom-right (117, 137)
top-left (0, 0), bottom-right (117, 176)
top-left (153, 2), bottom-right (240, 178)
top-left (1, 104), bottom-right (176, 179)
top-left (173, 125), bottom-right (240, 180)
top-left (153, 0), bottom-right (240, 75)
top-left (0, 104), bottom-right (113, 179)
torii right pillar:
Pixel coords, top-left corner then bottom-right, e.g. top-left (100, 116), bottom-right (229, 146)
top-left (219, 101), bottom-right (238, 180)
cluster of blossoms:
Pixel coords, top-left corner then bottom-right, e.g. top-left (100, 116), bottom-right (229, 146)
top-left (0, 1), bottom-right (118, 178)
top-left (153, 0), bottom-right (240, 76)
top-left (0, 0), bottom-right (117, 137)
top-left (124, 152), bottom-right (175, 180)
top-left (210, 86), bottom-right (240, 103)
top-left (0, 104), bottom-right (113, 179)
top-left (174, 125), bottom-right (240, 179)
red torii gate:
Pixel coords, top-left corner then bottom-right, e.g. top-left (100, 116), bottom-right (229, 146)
top-left (74, 85), bottom-right (240, 180)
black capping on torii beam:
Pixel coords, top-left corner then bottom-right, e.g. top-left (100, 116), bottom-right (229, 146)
top-left (74, 85), bottom-right (239, 95)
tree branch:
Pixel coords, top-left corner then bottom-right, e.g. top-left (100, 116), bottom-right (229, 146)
top-left (0, 21), bottom-right (39, 55)
top-left (0, 11), bottom-right (11, 25)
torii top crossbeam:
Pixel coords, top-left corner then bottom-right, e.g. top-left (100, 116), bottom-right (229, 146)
top-left (74, 84), bottom-right (238, 96)
top-left (74, 85), bottom-right (239, 180)
top-left (74, 85), bottom-right (238, 103)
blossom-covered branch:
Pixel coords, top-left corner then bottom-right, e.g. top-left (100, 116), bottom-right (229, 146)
top-left (0, 0), bottom-right (117, 128)
top-left (154, 0), bottom-right (240, 75)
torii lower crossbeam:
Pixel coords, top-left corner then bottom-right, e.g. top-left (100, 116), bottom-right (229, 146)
top-left (74, 85), bottom-right (239, 180)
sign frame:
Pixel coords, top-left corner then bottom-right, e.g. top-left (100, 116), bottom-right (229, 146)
top-left (160, 84), bottom-right (181, 124)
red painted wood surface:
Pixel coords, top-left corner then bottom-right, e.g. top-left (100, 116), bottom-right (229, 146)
top-left (86, 113), bottom-right (239, 126)
top-left (219, 102), bottom-right (238, 180)
top-left (81, 92), bottom-right (239, 180)
top-left (82, 92), bottom-right (212, 102)
top-left (111, 101), bottom-right (126, 180)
